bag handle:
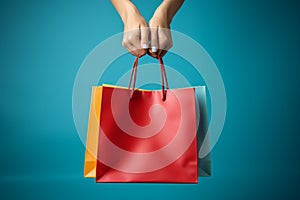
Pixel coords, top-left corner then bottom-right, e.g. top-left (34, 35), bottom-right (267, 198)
top-left (128, 56), bottom-right (169, 101)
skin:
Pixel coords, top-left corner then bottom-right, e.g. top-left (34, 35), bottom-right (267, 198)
top-left (110, 0), bottom-right (184, 58)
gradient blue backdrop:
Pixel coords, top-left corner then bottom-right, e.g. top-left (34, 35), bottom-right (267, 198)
top-left (1, 0), bottom-right (299, 199)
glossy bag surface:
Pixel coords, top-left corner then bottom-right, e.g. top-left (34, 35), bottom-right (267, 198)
top-left (96, 85), bottom-right (198, 183)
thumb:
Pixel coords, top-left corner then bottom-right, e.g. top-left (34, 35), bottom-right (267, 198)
top-left (149, 26), bottom-right (158, 54)
top-left (140, 25), bottom-right (149, 49)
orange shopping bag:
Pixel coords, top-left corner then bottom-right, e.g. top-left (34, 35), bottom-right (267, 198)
top-left (83, 86), bottom-right (102, 178)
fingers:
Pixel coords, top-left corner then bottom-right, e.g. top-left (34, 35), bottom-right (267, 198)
top-left (149, 26), bottom-right (158, 57)
top-left (158, 27), bottom-right (173, 51)
top-left (122, 26), bottom-right (173, 58)
top-left (123, 27), bottom-right (148, 57)
top-left (122, 39), bottom-right (139, 56)
top-left (140, 25), bottom-right (149, 49)
top-left (148, 27), bottom-right (172, 58)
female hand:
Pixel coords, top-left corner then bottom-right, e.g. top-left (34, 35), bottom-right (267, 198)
top-left (148, 12), bottom-right (173, 58)
top-left (111, 0), bottom-right (149, 57)
top-left (148, 0), bottom-right (184, 58)
top-left (111, 0), bottom-right (184, 58)
top-left (123, 15), bottom-right (149, 57)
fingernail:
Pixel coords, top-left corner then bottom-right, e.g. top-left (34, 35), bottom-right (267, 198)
top-left (142, 44), bottom-right (149, 49)
top-left (152, 46), bottom-right (157, 52)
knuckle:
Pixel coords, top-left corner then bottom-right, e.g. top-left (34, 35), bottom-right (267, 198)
top-left (127, 34), bottom-right (137, 42)
top-left (122, 39), bottom-right (128, 47)
top-left (159, 34), bottom-right (167, 41)
top-left (160, 37), bottom-right (172, 49)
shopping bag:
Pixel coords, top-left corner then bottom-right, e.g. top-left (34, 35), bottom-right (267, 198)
top-left (195, 87), bottom-right (211, 176)
top-left (95, 57), bottom-right (198, 183)
top-left (83, 84), bottom-right (143, 178)
top-left (83, 57), bottom-right (212, 181)
top-left (83, 86), bottom-right (212, 179)
top-left (83, 86), bottom-right (102, 177)
top-left (83, 84), bottom-right (143, 177)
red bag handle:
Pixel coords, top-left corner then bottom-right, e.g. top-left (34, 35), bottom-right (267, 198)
top-left (128, 56), bottom-right (169, 101)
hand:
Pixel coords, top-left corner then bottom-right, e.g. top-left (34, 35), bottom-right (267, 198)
top-left (122, 3), bottom-right (149, 57)
top-left (111, 0), bottom-right (184, 58)
top-left (148, 8), bottom-right (173, 58)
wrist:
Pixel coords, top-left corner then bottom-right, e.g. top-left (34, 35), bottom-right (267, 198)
top-left (120, 1), bottom-right (141, 24)
top-left (152, 6), bottom-right (172, 26)
top-left (150, 7), bottom-right (171, 28)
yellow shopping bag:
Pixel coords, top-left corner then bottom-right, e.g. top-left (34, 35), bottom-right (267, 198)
top-left (84, 84), bottom-right (127, 178)
top-left (83, 86), bottom-right (102, 178)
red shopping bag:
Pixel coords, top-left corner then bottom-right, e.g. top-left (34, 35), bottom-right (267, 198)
top-left (96, 57), bottom-right (198, 183)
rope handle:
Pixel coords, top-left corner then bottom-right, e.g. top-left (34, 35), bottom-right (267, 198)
top-left (128, 56), bottom-right (169, 101)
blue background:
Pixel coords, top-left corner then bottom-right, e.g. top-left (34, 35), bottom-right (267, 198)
top-left (1, 0), bottom-right (300, 199)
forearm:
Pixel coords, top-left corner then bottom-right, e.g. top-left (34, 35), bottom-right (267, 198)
top-left (110, 0), bottom-right (141, 23)
top-left (154, 0), bottom-right (184, 24)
